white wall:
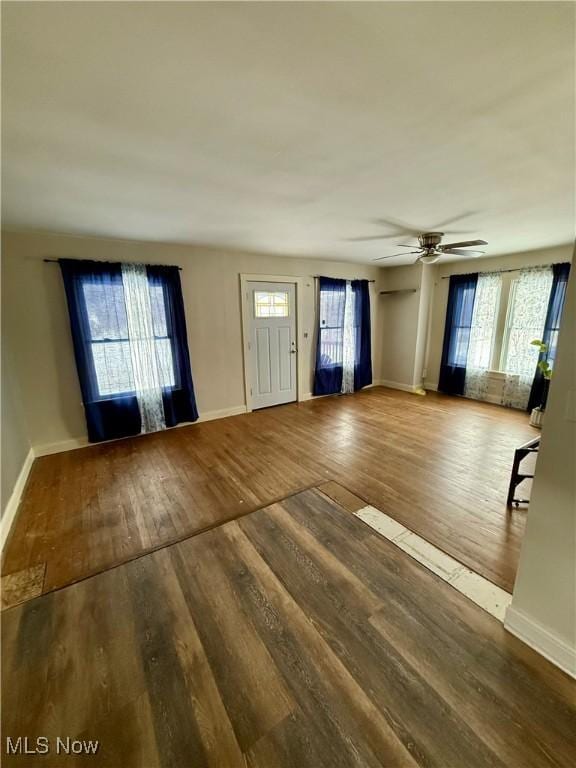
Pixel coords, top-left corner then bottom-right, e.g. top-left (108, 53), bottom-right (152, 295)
top-left (1, 231), bottom-right (382, 454)
top-left (506, 265), bottom-right (576, 676)
top-left (378, 263), bottom-right (424, 389)
top-left (1, 340), bottom-right (31, 515)
top-left (414, 264), bottom-right (434, 390)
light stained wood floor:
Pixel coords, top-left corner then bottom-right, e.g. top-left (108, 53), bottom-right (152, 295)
top-left (2, 488), bottom-right (574, 768)
top-left (2, 388), bottom-right (536, 594)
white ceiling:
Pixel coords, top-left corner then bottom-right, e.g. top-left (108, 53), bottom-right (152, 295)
top-left (2, 1), bottom-right (574, 265)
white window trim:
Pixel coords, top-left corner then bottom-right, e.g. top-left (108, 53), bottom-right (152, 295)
top-left (499, 277), bottom-right (520, 373)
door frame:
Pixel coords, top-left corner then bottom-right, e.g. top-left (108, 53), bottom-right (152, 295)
top-left (240, 274), bottom-right (305, 412)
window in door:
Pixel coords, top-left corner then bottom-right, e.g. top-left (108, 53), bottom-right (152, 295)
top-left (254, 290), bottom-right (289, 318)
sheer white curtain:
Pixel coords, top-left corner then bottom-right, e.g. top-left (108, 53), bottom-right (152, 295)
top-left (121, 263), bottom-right (166, 433)
top-left (464, 273), bottom-right (501, 401)
top-left (341, 280), bottom-right (356, 394)
top-left (502, 267), bottom-right (553, 410)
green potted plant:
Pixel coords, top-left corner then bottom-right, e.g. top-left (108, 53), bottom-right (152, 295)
top-left (529, 339), bottom-right (552, 427)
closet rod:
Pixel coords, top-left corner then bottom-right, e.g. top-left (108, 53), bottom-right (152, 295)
top-left (43, 259), bottom-right (182, 270)
top-left (441, 264), bottom-right (553, 279)
top-left (313, 275), bottom-right (375, 283)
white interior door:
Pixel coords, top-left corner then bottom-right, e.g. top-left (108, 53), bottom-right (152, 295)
top-left (246, 281), bottom-right (297, 409)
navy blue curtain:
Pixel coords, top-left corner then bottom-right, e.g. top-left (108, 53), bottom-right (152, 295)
top-left (314, 277), bottom-right (345, 395)
top-left (527, 262), bottom-right (571, 411)
top-left (146, 265), bottom-right (198, 427)
top-left (352, 279), bottom-right (372, 390)
top-left (60, 259), bottom-right (198, 443)
top-left (438, 273), bottom-right (478, 395)
top-left (313, 277), bottom-right (372, 395)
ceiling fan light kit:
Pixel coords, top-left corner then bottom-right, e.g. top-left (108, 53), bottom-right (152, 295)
top-left (419, 253), bottom-right (441, 265)
top-left (370, 231), bottom-right (488, 264)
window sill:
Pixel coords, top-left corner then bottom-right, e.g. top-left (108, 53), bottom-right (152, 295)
top-left (486, 370), bottom-right (518, 379)
top-left (93, 386), bottom-right (179, 402)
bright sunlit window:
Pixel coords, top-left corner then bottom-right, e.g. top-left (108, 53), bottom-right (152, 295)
top-left (500, 275), bottom-right (551, 376)
top-left (83, 281), bottom-right (175, 397)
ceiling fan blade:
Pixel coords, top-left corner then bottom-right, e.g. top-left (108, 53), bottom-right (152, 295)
top-left (430, 211), bottom-right (477, 230)
top-left (344, 234), bottom-right (399, 242)
top-left (440, 239), bottom-right (488, 249)
top-left (443, 248), bottom-right (485, 256)
top-left (373, 217), bottom-right (424, 236)
top-left (397, 243), bottom-right (420, 247)
top-left (372, 251), bottom-right (421, 261)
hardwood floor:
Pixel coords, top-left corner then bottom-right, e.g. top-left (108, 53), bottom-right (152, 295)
top-left (2, 488), bottom-right (574, 768)
top-left (2, 387), bottom-right (536, 594)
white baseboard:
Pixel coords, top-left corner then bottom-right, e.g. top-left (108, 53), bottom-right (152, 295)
top-left (7, 405), bottom-right (250, 548)
top-left (505, 605), bottom-right (576, 679)
top-left (302, 382), bottom-right (382, 402)
top-left (34, 437), bottom-right (89, 457)
top-left (197, 405), bottom-right (247, 422)
top-left (33, 405), bottom-right (249, 458)
top-left (1, 447), bottom-right (35, 553)
top-left (377, 379), bottom-right (419, 393)
top-left (424, 381), bottom-right (439, 391)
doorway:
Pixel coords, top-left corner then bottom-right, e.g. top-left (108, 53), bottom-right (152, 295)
top-left (242, 279), bottom-right (299, 410)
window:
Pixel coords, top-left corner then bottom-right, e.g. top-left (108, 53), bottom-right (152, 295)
top-left (149, 284), bottom-right (176, 389)
top-left (318, 284), bottom-right (345, 366)
top-left (254, 290), bottom-right (289, 318)
top-left (467, 273), bottom-right (501, 370)
top-left (83, 280), bottom-right (175, 398)
top-left (313, 277), bottom-right (372, 396)
top-left (500, 271), bottom-right (553, 376)
top-left (446, 282), bottom-right (477, 367)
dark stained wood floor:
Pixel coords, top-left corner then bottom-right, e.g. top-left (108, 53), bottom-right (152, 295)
top-left (2, 488), bottom-right (574, 768)
top-left (2, 388), bottom-right (536, 594)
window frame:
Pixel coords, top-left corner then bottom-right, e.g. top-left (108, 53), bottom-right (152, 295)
top-left (253, 289), bottom-right (290, 319)
top-left (82, 277), bottom-right (178, 401)
top-left (445, 282), bottom-right (476, 369)
top-left (318, 284), bottom-right (347, 368)
top-left (498, 277), bottom-right (520, 373)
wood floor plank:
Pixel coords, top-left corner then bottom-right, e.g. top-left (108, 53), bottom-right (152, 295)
top-left (221, 521), bottom-right (419, 768)
top-left (3, 388), bottom-right (535, 594)
top-left (279, 490), bottom-right (576, 720)
top-left (368, 607), bottom-right (574, 768)
top-left (169, 532), bottom-right (294, 751)
top-left (123, 554), bottom-right (233, 768)
top-left (145, 549), bottom-right (244, 768)
top-left (317, 481), bottom-right (366, 513)
top-left (2, 489), bottom-right (574, 767)
top-left (0, 563), bottom-right (45, 609)
top-left (239, 499), bottom-right (509, 768)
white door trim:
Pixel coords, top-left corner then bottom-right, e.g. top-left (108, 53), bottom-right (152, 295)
top-left (240, 274), bottom-right (305, 412)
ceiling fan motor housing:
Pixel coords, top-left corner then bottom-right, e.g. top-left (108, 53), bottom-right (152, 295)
top-left (418, 232), bottom-right (444, 249)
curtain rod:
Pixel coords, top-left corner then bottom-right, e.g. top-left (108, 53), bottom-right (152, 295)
top-left (43, 258), bottom-right (182, 271)
top-left (441, 263), bottom-right (559, 279)
top-left (314, 275), bottom-right (375, 283)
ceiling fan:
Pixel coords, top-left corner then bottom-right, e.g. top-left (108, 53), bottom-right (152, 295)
top-left (372, 232), bottom-right (488, 264)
